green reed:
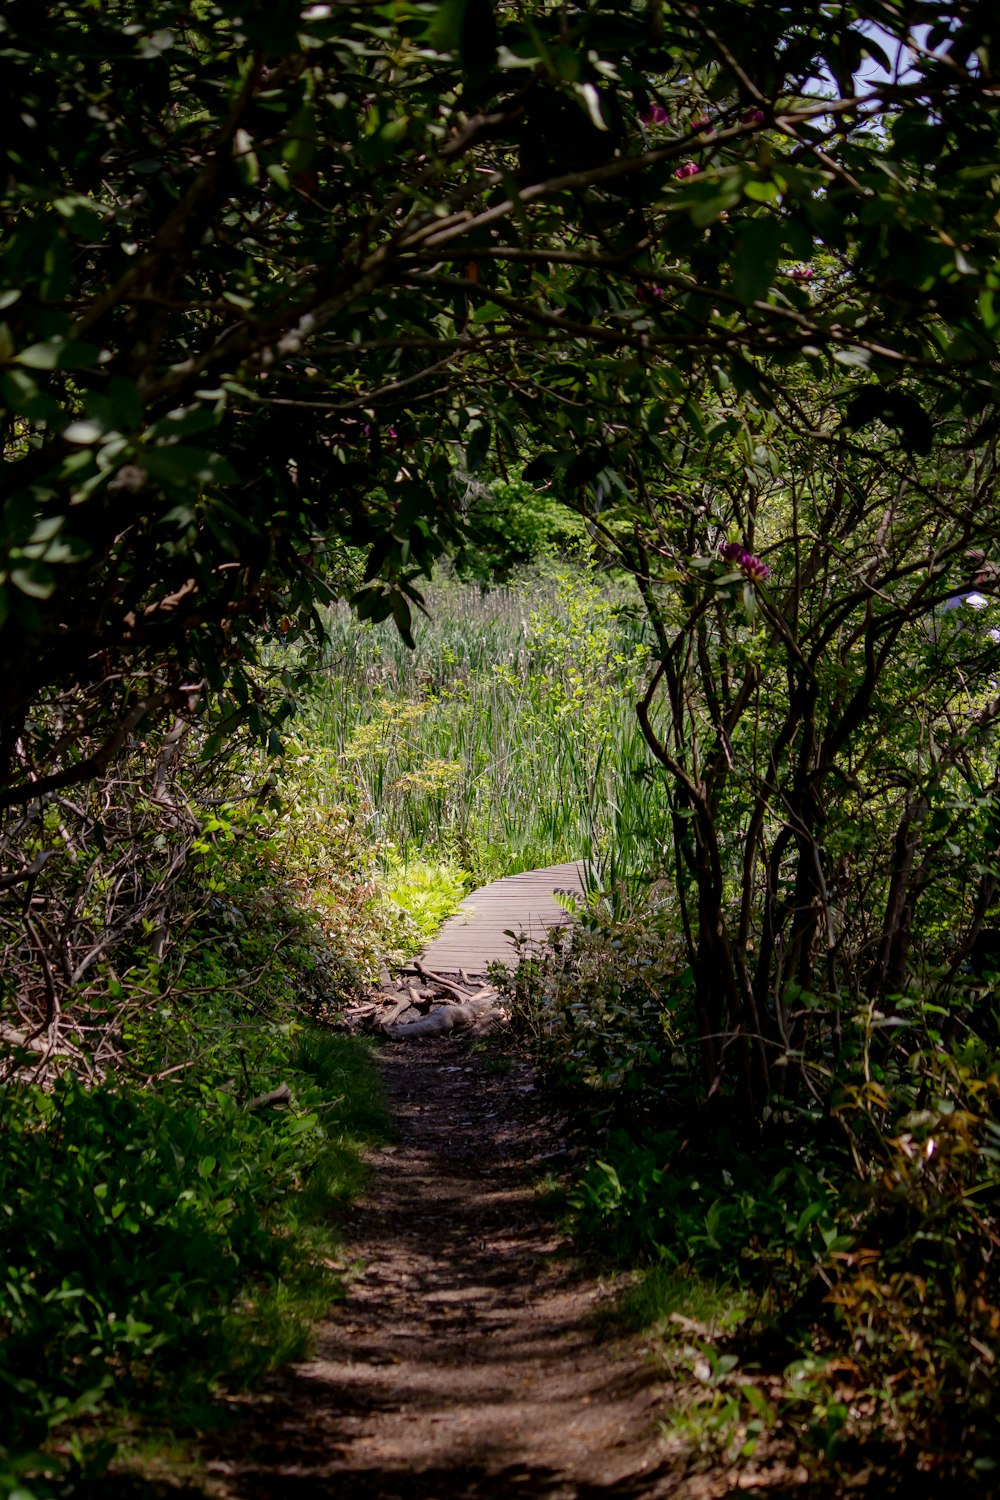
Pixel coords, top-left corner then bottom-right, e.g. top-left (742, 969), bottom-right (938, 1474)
top-left (300, 570), bottom-right (672, 889)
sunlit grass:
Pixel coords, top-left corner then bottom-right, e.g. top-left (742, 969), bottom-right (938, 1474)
top-left (301, 568), bottom-right (673, 889)
top-left (608, 1262), bottom-right (753, 1339)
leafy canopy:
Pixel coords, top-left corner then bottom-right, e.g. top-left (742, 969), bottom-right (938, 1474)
top-left (1, 0), bottom-right (998, 798)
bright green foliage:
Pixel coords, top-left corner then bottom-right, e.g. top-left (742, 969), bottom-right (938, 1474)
top-left (0, 1032), bottom-right (389, 1496)
top-left (0, 728), bottom-right (419, 1074)
top-left (451, 481), bottom-right (591, 583)
top-left (382, 856), bottom-right (471, 941)
top-left (529, 361), bottom-right (1000, 1124)
top-left (0, 729), bottom-right (408, 1491)
top-left (308, 569), bottom-right (657, 882)
top-left (572, 1129), bottom-right (847, 1277)
top-left (2, 0), bottom-right (1000, 810)
top-left (501, 902), bottom-right (684, 1107)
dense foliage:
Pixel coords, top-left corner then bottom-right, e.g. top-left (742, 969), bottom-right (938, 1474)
top-left (3, 0), bottom-right (1000, 1488)
top-left (0, 1035), bottom-right (388, 1497)
top-left (502, 883), bottom-right (1000, 1485)
top-left (2, 0), bottom-right (998, 801)
top-left (0, 731), bottom-right (415, 1493)
top-left (308, 569), bottom-right (653, 879)
top-left (313, 566), bottom-right (1000, 1483)
top-left (543, 378), bottom-right (1000, 1122)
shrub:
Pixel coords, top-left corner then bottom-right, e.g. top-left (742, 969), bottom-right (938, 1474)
top-left (0, 1036), bottom-right (387, 1495)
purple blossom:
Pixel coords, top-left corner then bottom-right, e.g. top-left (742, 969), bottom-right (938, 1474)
top-left (641, 104), bottom-right (670, 126)
top-left (674, 161), bottom-right (699, 180)
top-left (720, 542), bottom-right (770, 581)
top-left (740, 108), bottom-right (766, 125)
top-left (789, 265), bottom-right (814, 281)
top-left (741, 552), bottom-right (770, 582)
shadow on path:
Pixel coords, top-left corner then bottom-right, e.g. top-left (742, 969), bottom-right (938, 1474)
top-left (203, 1039), bottom-right (683, 1498)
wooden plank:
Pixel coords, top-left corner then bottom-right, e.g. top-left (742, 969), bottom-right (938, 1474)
top-left (419, 860), bottom-right (586, 976)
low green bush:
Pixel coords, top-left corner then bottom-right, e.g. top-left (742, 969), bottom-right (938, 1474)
top-left (382, 855), bottom-right (472, 941)
top-left (0, 729), bottom-right (406, 1497)
top-left (0, 1030), bottom-right (388, 1498)
top-left (501, 899), bottom-right (1000, 1486)
top-left (497, 896), bottom-right (686, 1125)
top-left (452, 479), bottom-right (591, 583)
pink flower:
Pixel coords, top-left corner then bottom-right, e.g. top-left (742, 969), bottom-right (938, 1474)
top-left (637, 283), bottom-right (665, 304)
top-left (641, 104), bottom-right (669, 126)
top-left (674, 161), bottom-right (699, 180)
top-left (720, 542), bottom-right (770, 581)
top-left (692, 114), bottom-right (712, 131)
top-left (789, 265), bottom-right (814, 281)
top-left (740, 108), bottom-right (766, 125)
top-left (741, 552), bottom-right (770, 582)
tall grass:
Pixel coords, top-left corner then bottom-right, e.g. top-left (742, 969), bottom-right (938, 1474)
top-left (301, 570), bottom-right (673, 888)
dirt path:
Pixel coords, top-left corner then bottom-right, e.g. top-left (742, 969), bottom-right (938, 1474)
top-left (205, 1039), bottom-right (686, 1499)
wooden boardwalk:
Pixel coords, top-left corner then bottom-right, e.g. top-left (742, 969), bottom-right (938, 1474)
top-left (419, 860), bottom-right (587, 976)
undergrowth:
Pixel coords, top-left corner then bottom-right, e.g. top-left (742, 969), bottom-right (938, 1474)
top-left (497, 902), bottom-right (1000, 1492)
top-left (0, 737), bottom-right (404, 1498)
top-left (0, 1031), bottom-right (389, 1499)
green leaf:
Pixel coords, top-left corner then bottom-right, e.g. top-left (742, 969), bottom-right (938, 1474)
top-left (282, 105), bottom-right (317, 176)
top-left (10, 561), bottom-right (56, 599)
top-left (148, 405), bottom-right (221, 441)
top-left (733, 219), bottom-right (784, 304)
top-left (471, 301), bottom-right (504, 324)
top-left (390, 588), bottom-right (415, 648)
top-left (53, 194), bottom-right (105, 240)
top-left (430, 0), bottom-right (497, 74)
top-left (744, 179), bottom-right (780, 203)
top-left (143, 446), bottom-right (238, 487)
top-left (466, 422), bottom-right (491, 473)
top-left (63, 419), bottom-right (103, 445)
top-left (104, 377), bottom-right (144, 431)
top-left (842, 386), bottom-right (934, 456)
top-left (352, 586), bottom-right (393, 625)
top-left (15, 337), bottom-right (101, 370)
top-left (0, 367), bottom-right (63, 422)
top-left (358, 117), bottom-right (409, 168)
top-left (41, 233), bottom-right (72, 302)
top-left (233, 127), bottom-right (260, 186)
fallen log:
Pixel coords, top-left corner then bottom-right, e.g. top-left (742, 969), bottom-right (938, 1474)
top-left (342, 1001), bottom-right (378, 1019)
top-left (246, 1082), bottom-right (292, 1111)
top-left (412, 963), bottom-right (495, 1006)
top-left (385, 1005), bottom-right (475, 1040)
top-left (384, 995), bottom-right (500, 1041)
top-left (380, 992), bottom-right (416, 1030)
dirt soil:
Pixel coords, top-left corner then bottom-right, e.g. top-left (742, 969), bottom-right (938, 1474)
top-left (201, 1039), bottom-right (798, 1500)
